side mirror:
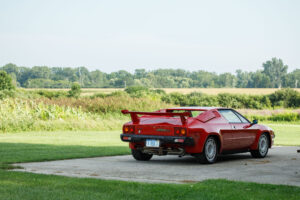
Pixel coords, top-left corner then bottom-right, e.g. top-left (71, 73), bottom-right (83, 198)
top-left (251, 119), bottom-right (258, 125)
top-left (243, 119), bottom-right (258, 129)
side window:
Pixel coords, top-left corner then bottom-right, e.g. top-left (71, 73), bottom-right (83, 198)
top-left (218, 110), bottom-right (242, 123)
top-left (191, 111), bottom-right (204, 117)
top-left (234, 111), bottom-right (249, 123)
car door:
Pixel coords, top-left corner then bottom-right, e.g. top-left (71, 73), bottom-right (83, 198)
top-left (233, 111), bottom-right (257, 148)
top-left (218, 109), bottom-right (250, 150)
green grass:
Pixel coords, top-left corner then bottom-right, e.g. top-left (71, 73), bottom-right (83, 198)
top-left (0, 131), bottom-right (129, 165)
top-left (1, 171), bottom-right (300, 200)
top-left (0, 127), bottom-right (300, 199)
top-left (267, 124), bottom-right (300, 146)
top-left (0, 124), bottom-right (298, 166)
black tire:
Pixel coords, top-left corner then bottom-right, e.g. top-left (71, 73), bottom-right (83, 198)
top-left (251, 133), bottom-right (269, 158)
top-left (131, 149), bottom-right (153, 161)
top-left (194, 136), bottom-right (218, 164)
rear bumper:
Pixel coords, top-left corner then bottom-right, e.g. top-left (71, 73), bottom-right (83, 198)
top-left (120, 134), bottom-right (195, 146)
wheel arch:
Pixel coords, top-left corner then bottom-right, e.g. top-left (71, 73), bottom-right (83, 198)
top-left (251, 131), bottom-right (272, 150)
top-left (203, 133), bottom-right (222, 154)
top-left (263, 131), bottom-right (272, 148)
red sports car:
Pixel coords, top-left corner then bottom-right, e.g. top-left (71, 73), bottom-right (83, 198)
top-left (120, 107), bottom-right (275, 164)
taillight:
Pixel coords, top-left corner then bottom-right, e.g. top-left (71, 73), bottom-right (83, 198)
top-left (123, 125), bottom-right (135, 134)
top-left (174, 127), bottom-right (187, 136)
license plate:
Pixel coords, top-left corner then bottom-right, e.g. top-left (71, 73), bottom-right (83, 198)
top-left (145, 139), bottom-right (160, 147)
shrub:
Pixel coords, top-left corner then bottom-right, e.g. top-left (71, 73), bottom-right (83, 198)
top-left (68, 83), bottom-right (81, 98)
top-left (0, 89), bottom-right (16, 99)
top-left (217, 93), bottom-right (243, 108)
top-left (90, 93), bottom-right (107, 99)
top-left (153, 89), bottom-right (166, 95)
top-left (269, 88), bottom-right (300, 108)
top-left (186, 92), bottom-right (218, 107)
top-left (0, 71), bottom-right (15, 90)
top-left (161, 92), bottom-right (187, 105)
top-left (161, 91), bottom-right (293, 109)
top-left (108, 90), bottom-right (129, 97)
top-left (246, 112), bottom-right (300, 122)
top-left (125, 86), bottom-right (149, 94)
top-left (125, 86), bottom-right (150, 98)
top-left (36, 90), bottom-right (68, 99)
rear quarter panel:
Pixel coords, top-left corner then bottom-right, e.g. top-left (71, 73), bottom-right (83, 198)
top-left (185, 115), bottom-right (229, 154)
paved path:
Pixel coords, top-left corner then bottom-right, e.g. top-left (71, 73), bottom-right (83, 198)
top-left (13, 146), bottom-right (300, 186)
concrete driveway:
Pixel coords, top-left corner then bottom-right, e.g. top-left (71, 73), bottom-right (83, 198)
top-left (13, 146), bottom-right (300, 186)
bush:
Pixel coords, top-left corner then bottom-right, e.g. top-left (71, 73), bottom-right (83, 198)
top-left (160, 91), bottom-right (300, 109)
top-left (124, 86), bottom-right (167, 98)
top-left (90, 93), bottom-right (107, 99)
top-left (0, 71), bottom-right (15, 91)
top-left (246, 112), bottom-right (300, 122)
top-left (125, 86), bottom-right (149, 94)
top-left (161, 92), bottom-right (187, 105)
top-left (68, 83), bottom-right (81, 98)
top-left (125, 86), bottom-right (150, 98)
top-left (107, 90), bottom-right (129, 97)
top-left (186, 92), bottom-right (218, 107)
top-left (36, 90), bottom-right (68, 99)
top-left (153, 89), bottom-right (166, 95)
top-left (269, 88), bottom-right (300, 108)
top-left (0, 89), bottom-right (16, 99)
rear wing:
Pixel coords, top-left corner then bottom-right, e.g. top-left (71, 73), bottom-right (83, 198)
top-left (121, 110), bottom-right (190, 125)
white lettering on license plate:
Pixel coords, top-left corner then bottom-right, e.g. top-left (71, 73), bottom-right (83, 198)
top-left (146, 139), bottom-right (160, 147)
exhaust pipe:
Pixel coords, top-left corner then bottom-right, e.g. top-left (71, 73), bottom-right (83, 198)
top-left (141, 147), bottom-right (185, 156)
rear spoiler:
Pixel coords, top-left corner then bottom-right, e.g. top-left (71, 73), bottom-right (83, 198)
top-left (121, 110), bottom-right (190, 125)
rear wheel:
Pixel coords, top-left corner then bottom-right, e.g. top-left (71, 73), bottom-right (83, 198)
top-left (251, 133), bottom-right (269, 158)
top-left (195, 136), bottom-right (218, 164)
top-left (131, 149), bottom-right (153, 161)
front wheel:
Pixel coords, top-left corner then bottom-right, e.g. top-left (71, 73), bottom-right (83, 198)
top-left (251, 133), bottom-right (269, 158)
top-left (194, 136), bottom-right (218, 164)
top-left (131, 149), bottom-right (153, 161)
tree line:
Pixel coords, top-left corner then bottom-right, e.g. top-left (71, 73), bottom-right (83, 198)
top-left (0, 57), bottom-right (299, 88)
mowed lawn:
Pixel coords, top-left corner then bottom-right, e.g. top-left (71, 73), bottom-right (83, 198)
top-left (0, 124), bottom-right (299, 200)
top-left (0, 124), bottom-right (298, 163)
top-left (0, 131), bottom-right (129, 164)
top-left (267, 124), bottom-right (300, 146)
top-left (1, 171), bottom-right (300, 200)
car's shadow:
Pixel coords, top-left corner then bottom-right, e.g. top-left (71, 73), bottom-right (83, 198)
top-left (123, 153), bottom-right (259, 165)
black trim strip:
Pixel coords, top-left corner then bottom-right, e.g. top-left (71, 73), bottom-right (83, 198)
top-left (120, 134), bottom-right (195, 146)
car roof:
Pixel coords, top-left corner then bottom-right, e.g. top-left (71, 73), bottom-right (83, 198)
top-left (167, 106), bottom-right (225, 111)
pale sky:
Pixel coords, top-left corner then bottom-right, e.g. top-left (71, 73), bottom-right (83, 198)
top-left (0, 0), bottom-right (299, 73)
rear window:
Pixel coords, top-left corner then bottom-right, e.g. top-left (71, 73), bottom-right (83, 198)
top-left (167, 110), bottom-right (204, 117)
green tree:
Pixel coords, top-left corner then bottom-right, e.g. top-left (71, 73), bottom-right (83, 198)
top-left (283, 69), bottom-right (300, 88)
top-left (262, 58), bottom-right (288, 88)
top-left (134, 69), bottom-right (147, 79)
top-left (218, 73), bottom-right (237, 88)
top-left (249, 71), bottom-right (272, 88)
top-left (68, 83), bottom-right (81, 98)
top-left (0, 71), bottom-right (15, 90)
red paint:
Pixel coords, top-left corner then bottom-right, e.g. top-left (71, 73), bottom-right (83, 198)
top-left (121, 107), bottom-right (275, 155)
